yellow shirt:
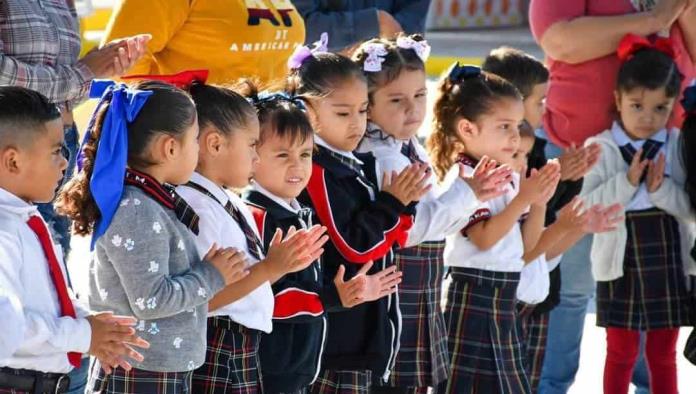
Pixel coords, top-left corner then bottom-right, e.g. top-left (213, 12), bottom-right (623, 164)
top-left (103, 0), bottom-right (306, 85)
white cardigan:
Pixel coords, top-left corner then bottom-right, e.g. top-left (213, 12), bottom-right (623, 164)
top-left (581, 128), bottom-right (696, 282)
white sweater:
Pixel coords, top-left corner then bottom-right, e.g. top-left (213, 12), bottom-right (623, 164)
top-left (581, 128), bottom-right (696, 282)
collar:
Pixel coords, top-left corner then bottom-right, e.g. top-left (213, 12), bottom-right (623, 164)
top-left (610, 121), bottom-right (667, 147)
top-left (314, 134), bottom-right (364, 165)
top-left (250, 182), bottom-right (301, 214)
top-left (188, 172), bottom-right (231, 206)
top-left (456, 153), bottom-right (480, 168)
top-left (0, 186), bottom-right (38, 218)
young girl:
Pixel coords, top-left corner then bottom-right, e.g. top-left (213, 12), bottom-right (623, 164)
top-left (428, 65), bottom-right (561, 394)
top-left (582, 34), bottom-right (696, 394)
top-left (352, 35), bottom-right (514, 393)
top-left (171, 81), bottom-right (328, 394)
top-left (58, 81), bottom-right (247, 393)
top-left (286, 37), bottom-right (429, 393)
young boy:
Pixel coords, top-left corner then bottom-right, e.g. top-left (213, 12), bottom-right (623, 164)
top-left (0, 86), bottom-right (149, 393)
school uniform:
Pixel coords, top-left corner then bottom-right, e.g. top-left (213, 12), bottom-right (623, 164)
top-left (581, 123), bottom-right (696, 330)
top-left (244, 184), bottom-right (332, 394)
top-left (177, 172), bottom-right (275, 394)
top-left (298, 136), bottom-right (412, 393)
top-left (356, 127), bottom-right (478, 391)
top-left (0, 187), bottom-right (91, 394)
top-left (86, 169), bottom-right (226, 394)
top-left (441, 155), bottom-right (531, 394)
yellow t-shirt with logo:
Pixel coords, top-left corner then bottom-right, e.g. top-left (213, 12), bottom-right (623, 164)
top-left (103, 0), bottom-right (306, 85)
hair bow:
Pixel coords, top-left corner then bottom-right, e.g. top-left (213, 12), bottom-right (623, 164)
top-left (447, 62), bottom-right (481, 83)
top-left (682, 84), bottom-right (696, 115)
top-left (288, 32), bottom-right (329, 70)
top-left (252, 90), bottom-right (306, 111)
top-left (79, 80), bottom-right (153, 249)
top-left (363, 43), bottom-right (389, 73)
top-left (396, 36), bottom-right (431, 62)
top-left (617, 34), bottom-right (676, 62)
top-left (121, 70), bottom-right (209, 89)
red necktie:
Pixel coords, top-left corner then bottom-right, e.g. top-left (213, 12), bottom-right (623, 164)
top-left (26, 216), bottom-right (82, 368)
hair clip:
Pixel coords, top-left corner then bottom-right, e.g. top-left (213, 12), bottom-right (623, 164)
top-left (363, 43), bottom-right (389, 73)
top-left (617, 34), bottom-right (676, 62)
top-left (251, 91), bottom-right (306, 111)
top-left (288, 32), bottom-right (329, 70)
top-left (396, 36), bottom-right (431, 62)
top-left (121, 70), bottom-right (209, 89)
top-left (446, 62), bottom-right (481, 83)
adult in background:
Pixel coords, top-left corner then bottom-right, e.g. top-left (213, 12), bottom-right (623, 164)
top-left (295, 0), bottom-right (431, 52)
top-left (102, 0), bottom-right (306, 85)
top-left (528, 1), bottom-right (696, 393)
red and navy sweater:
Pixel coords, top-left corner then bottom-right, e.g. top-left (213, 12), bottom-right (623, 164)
top-left (298, 144), bottom-right (412, 380)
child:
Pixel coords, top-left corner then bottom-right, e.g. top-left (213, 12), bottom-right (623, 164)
top-left (174, 81), bottom-right (328, 394)
top-left (352, 35), bottom-right (514, 394)
top-left (0, 85), bottom-right (152, 394)
top-left (58, 81), bottom-right (247, 393)
top-left (581, 34), bottom-right (696, 394)
top-left (286, 37), bottom-right (430, 393)
top-left (428, 64), bottom-right (561, 394)
top-left (242, 88), bottom-right (401, 393)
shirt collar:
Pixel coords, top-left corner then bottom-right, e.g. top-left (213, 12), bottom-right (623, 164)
top-left (189, 172), bottom-right (231, 206)
top-left (250, 182), bottom-right (301, 214)
top-left (611, 121), bottom-right (667, 147)
top-left (0, 187), bottom-right (37, 217)
top-left (314, 135), bottom-right (364, 165)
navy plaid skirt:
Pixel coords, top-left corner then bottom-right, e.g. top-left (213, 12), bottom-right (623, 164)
top-left (442, 267), bottom-right (530, 394)
top-left (86, 363), bottom-right (193, 394)
top-left (388, 240), bottom-right (449, 389)
top-left (191, 316), bottom-right (262, 394)
top-left (597, 209), bottom-right (691, 330)
top-left (309, 370), bottom-right (372, 394)
top-left (515, 303), bottom-right (549, 394)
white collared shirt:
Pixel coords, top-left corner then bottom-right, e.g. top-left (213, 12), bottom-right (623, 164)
top-left (250, 182), bottom-right (302, 215)
top-left (0, 187), bottom-right (91, 373)
top-left (177, 173), bottom-right (274, 333)
top-left (610, 121), bottom-right (670, 211)
top-left (314, 134), bottom-right (364, 165)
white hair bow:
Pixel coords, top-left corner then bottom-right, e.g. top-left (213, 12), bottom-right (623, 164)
top-left (363, 43), bottom-right (389, 72)
top-left (396, 36), bottom-right (431, 62)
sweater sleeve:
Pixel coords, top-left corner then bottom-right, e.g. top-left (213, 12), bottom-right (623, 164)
top-left (650, 149), bottom-right (695, 222)
top-left (101, 0), bottom-right (191, 76)
top-left (580, 141), bottom-right (638, 207)
top-left (293, 0), bottom-right (380, 51)
top-left (101, 203), bottom-right (225, 320)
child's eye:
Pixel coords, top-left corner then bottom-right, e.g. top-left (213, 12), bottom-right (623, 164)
top-left (277, 153), bottom-right (288, 158)
top-left (336, 112), bottom-right (349, 117)
top-left (391, 98), bottom-right (401, 104)
top-left (359, 109), bottom-right (368, 115)
top-left (630, 103), bottom-right (642, 110)
top-left (301, 152), bottom-right (312, 158)
top-left (415, 93), bottom-right (426, 99)
top-left (656, 105), bottom-right (668, 113)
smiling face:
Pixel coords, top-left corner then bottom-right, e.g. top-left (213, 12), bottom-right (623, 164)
top-left (253, 130), bottom-right (313, 202)
top-left (306, 77), bottom-right (369, 152)
top-left (615, 87), bottom-right (676, 140)
top-left (368, 69), bottom-right (428, 140)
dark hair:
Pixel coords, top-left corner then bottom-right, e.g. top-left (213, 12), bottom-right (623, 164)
top-left (617, 49), bottom-right (682, 97)
top-left (681, 111), bottom-right (696, 213)
top-left (57, 81), bottom-right (197, 235)
top-left (481, 46), bottom-right (549, 99)
top-left (352, 34), bottom-right (427, 97)
top-left (0, 86), bottom-right (61, 146)
top-left (189, 82), bottom-right (256, 135)
top-left (427, 70), bottom-right (522, 180)
top-left (238, 80), bottom-right (313, 146)
top-left (286, 52), bottom-right (366, 98)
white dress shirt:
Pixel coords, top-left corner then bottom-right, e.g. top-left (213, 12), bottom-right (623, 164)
top-left (0, 187), bottom-right (91, 373)
top-left (177, 173), bottom-right (274, 333)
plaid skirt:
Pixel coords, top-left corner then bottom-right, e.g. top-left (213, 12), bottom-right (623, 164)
top-left (309, 370), bottom-right (372, 394)
top-left (597, 209), bottom-right (691, 330)
top-left (388, 241), bottom-right (449, 389)
top-left (191, 316), bottom-right (262, 394)
top-left (442, 267), bottom-right (530, 394)
top-left (515, 303), bottom-right (550, 394)
top-left (86, 362), bottom-right (193, 394)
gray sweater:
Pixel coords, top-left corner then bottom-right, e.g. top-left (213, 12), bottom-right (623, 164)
top-left (88, 186), bottom-right (225, 372)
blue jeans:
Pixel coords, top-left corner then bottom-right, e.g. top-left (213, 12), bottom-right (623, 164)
top-left (66, 357), bottom-right (90, 394)
top-left (536, 130), bottom-right (650, 394)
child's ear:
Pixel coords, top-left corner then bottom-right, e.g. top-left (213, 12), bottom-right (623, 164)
top-left (161, 135), bottom-right (178, 162)
top-left (0, 147), bottom-right (20, 175)
top-left (455, 118), bottom-right (477, 143)
top-left (614, 91), bottom-right (622, 113)
top-left (204, 130), bottom-right (223, 156)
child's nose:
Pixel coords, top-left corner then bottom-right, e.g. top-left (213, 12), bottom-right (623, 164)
top-left (59, 155), bottom-right (68, 172)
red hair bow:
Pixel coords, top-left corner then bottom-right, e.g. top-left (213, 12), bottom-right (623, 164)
top-left (617, 34), bottom-right (676, 62)
top-left (122, 69), bottom-right (209, 89)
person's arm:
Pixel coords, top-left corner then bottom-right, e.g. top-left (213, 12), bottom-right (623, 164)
top-left (529, 0), bottom-right (682, 65)
top-left (101, 0), bottom-right (190, 76)
top-left (522, 205), bottom-right (546, 255)
top-left (465, 198), bottom-right (528, 251)
top-left (391, 0), bottom-right (431, 34)
top-left (293, 0), bottom-right (380, 51)
top-left (678, 5), bottom-right (696, 63)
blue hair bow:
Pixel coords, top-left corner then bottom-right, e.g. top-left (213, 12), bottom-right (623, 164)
top-left (682, 85), bottom-right (696, 115)
top-left (447, 62), bottom-right (481, 83)
top-left (79, 80), bottom-right (153, 249)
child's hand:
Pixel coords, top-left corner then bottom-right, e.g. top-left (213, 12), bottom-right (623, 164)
top-left (204, 244), bottom-right (249, 286)
top-left (582, 203), bottom-right (623, 233)
top-left (460, 156), bottom-right (513, 202)
top-left (559, 143), bottom-right (601, 181)
top-left (86, 312), bottom-right (150, 374)
top-left (626, 149), bottom-right (649, 187)
top-left (382, 163), bottom-right (432, 206)
top-left (265, 225), bottom-right (328, 280)
top-left (358, 263), bottom-right (403, 303)
top-left (555, 197), bottom-right (586, 232)
top-left (333, 264), bottom-right (368, 308)
top-left (646, 153), bottom-right (666, 193)
top-left (518, 161), bottom-right (561, 205)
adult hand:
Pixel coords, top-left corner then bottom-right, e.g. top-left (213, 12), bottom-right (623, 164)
top-left (651, 0), bottom-right (687, 31)
top-left (80, 34), bottom-right (151, 79)
top-left (377, 10), bottom-right (402, 39)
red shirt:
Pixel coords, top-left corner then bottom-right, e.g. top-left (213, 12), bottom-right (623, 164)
top-left (529, 0), bottom-right (695, 148)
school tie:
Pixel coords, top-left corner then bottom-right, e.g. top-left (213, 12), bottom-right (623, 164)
top-left (225, 201), bottom-right (264, 260)
top-left (297, 207), bottom-right (314, 229)
top-left (619, 139), bottom-right (663, 165)
top-left (400, 140), bottom-right (422, 164)
top-left (26, 216), bottom-right (82, 368)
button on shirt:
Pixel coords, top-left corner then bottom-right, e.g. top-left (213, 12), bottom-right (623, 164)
top-left (177, 173), bottom-right (274, 333)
